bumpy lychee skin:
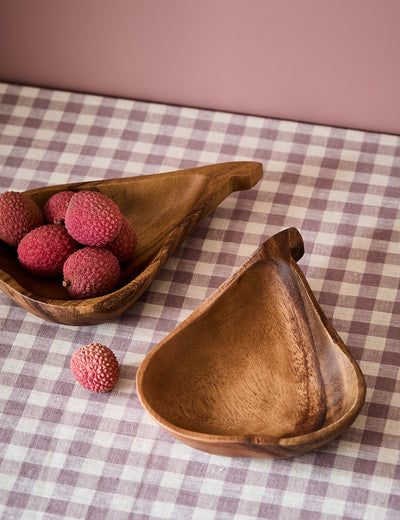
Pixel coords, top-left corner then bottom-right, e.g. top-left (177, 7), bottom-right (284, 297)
top-left (107, 215), bottom-right (137, 263)
top-left (0, 191), bottom-right (44, 247)
top-left (17, 224), bottom-right (80, 277)
top-left (65, 190), bottom-right (122, 247)
top-left (63, 247), bottom-right (121, 299)
top-left (43, 190), bottom-right (75, 224)
top-left (70, 343), bottom-right (120, 393)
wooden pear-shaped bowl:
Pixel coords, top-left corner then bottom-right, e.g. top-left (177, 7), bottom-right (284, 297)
top-left (137, 228), bottom-right (366, 458)
top-left (0, 162), bottom-right (262, 325)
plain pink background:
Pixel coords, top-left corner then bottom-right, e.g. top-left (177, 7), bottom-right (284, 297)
top-left (1, 0), bottom-right (399, 134)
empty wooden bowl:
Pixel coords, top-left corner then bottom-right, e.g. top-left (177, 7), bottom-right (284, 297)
top-left (137, 228), bottom-right (366, 458)
top-left (0, 161), bottom-right (262, 325)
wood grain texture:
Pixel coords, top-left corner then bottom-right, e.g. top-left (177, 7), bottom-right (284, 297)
top-left (136, 228), bottom-right (366, 458)
top-left (0, 162), bottom-right (262, 325)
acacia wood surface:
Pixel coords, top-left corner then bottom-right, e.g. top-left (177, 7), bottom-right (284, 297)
top-left (0, 162), bottom-right (262, 325)
top-left (136, 228), bottom-right (366, 458)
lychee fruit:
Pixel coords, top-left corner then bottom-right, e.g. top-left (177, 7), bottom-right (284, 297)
top-left (43, 190), bottom-right (75, 224)
top-left (70, 343), bottom-right (120, 393)
top-left (63, 246), bottom-right (121, 299)
top-left (65, 190), bottom-right (122, 247)
top-left (17, 224), bottom-right (80, 277)
top-left (0, 191), bottom-right (44, 247)
top-left (106, 215), bottom-right (137, 263)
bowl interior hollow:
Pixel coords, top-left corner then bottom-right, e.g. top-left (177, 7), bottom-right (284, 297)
top-left (140, 258), bottom-right (361, 440)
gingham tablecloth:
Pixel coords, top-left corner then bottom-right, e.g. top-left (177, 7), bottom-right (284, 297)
top-left (0, 82), bottom-right (399, 520)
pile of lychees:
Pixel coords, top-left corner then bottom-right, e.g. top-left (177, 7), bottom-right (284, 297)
top-left (0, 189), bottom-right (137, 299)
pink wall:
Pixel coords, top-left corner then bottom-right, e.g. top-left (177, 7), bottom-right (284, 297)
top-left (1, 0), bottom-right (400, 134)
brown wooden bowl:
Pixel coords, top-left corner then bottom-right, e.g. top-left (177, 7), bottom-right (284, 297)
top-left (0, 162), bottom-right (262, 325)
top-left (137, 228), bottom-right (366, 458)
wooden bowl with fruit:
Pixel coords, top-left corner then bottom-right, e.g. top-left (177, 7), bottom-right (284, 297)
top-left (0, 162), bottom-right (262, 325)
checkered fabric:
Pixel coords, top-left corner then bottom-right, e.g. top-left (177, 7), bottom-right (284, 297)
top-left (0, 82), bottom-right (399, 520)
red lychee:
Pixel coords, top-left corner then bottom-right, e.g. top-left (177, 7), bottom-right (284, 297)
top-left (43, 190), bottom-right (75, 224)
top-left (17, 224), bottom-right (80, 277)
top-left (63, 246), bottom-right (120, 299)
top-left (106, 215), bottom-right (137, 263)
top-left (65, 190), bottom-right (122, 247)
top-left (0, 191), bottom-right (44, 247)
top-left (70, 343), bottom-right (120, 393)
